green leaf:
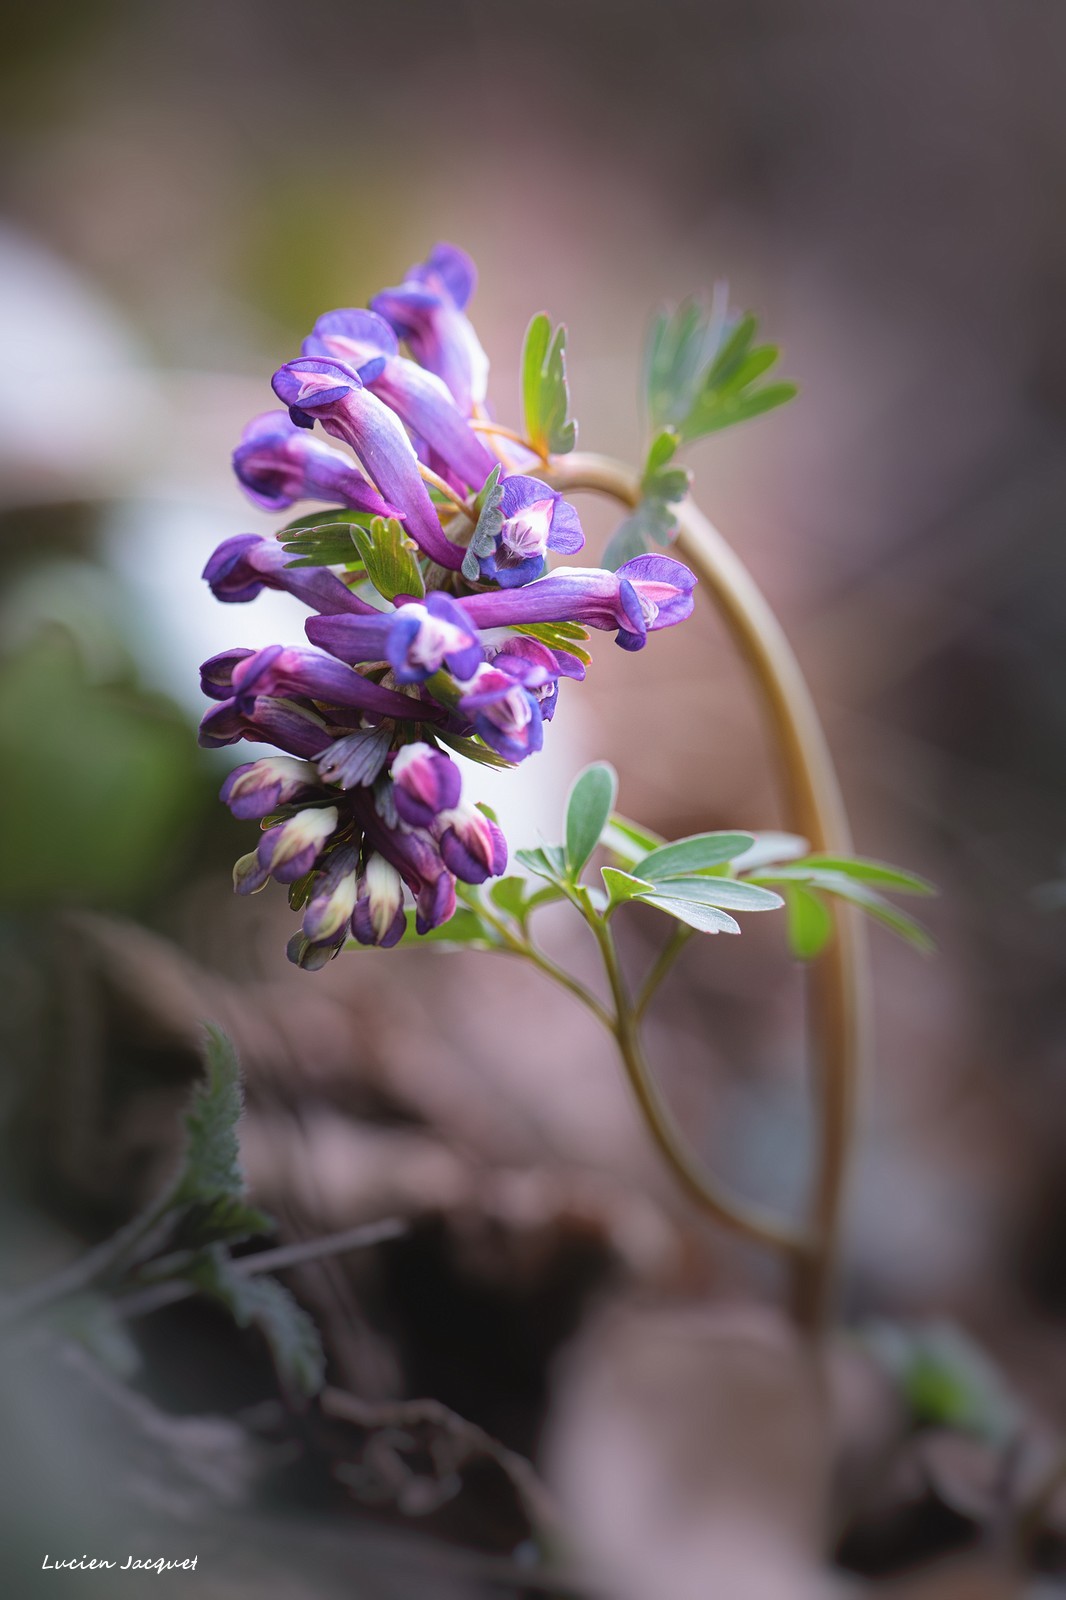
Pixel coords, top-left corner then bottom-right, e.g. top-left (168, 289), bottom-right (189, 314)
top-left (732, 832), bottom-right (810, 873)
top-left (461, 464), bottom-right (505, 582)
top-left (489, 875), bottom-right (531, 920)
top-left (433, 730), bottom-right (516, 770)
top-left (635, 831), bottom-right (755, 881)
top-left (862, 1321), bottom-right (1019, 1446)
top-left (279, 520), bottom-right (373, 569)
top-left (565, 763), bottom-right (618, 878)
top-left (660, 876), bottom-right (784, 912)
top-left (803, 855), bottom-right (936, 896)
top-left (189, 1247), bottom-right (325, 1399)
top-left (749, 865), bottom-right (936, 953)
top-left (345, 516), bottom-right (425, 603)
top-left (601, 496), bottom-right (681, 568)
top-left (171, 1026), bottom-right (273, 1245)
top-left (783, 884), bottom-right (834, 960)
top-left (601, 814), bottom-right (666, 867)
top-left (601, 866), bottom-right (658, 908)
top-left (515, 844), bottom-right (569, 885)
top-left (521, 312), bottom-right (577, 455)
top-left (639, 894), bottom-right (742, 936)
top-left (512, 621), bottom-right (592, 667)
top-left (644, 295), bottom-right (728, 433)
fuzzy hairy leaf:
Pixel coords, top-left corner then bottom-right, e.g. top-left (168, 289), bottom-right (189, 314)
top-left (171, 1025), bottom-right (273, 1245)
top-left (189, 1246), bottom-right (325, 1399)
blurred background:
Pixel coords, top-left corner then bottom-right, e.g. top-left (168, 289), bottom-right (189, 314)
top-left (2, 1), bottom-right (1065, 1594)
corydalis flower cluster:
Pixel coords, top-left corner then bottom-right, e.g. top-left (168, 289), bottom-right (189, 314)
top-left (200, 243), bottom-right (697, 966)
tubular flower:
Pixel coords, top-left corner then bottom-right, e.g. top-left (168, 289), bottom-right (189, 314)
top-left (201, 244), bottom-right (698, 963)
top-left (370, 242), bottom-right (489, 415)
top-left (271, 356), bottom-right (464, 570)
top-left (303, 310), bottom-right (495, 491)
top-left (233, 410), bottom-right (400, 517)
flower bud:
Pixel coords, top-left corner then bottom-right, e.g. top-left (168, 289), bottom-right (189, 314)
top-left (351, 853), bottom-right (406, 947)
top-left (302, 847), bottom-right (359, 943)
top-left (438, 803), bottom-right (507, 884)
top-left (220, 757), bottom-right (319, 820)
top-left (256, 806), bottom-right (338, 884)
top-left (392, 743), bottom-right (462, 828)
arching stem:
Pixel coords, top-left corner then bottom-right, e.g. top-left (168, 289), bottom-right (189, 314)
top-left (544, 451), bottom-right (869, 1335)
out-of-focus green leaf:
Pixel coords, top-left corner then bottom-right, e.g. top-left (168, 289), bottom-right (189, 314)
top-left (188, 1246), bottom-right (325, 1399)
top-left (862, 1320), bottom-right (1020, 1446)
top-left (521, 312), bottom-right (577, 455)
top-left (601, 815), bottom-right (666, 867)
top-left (803, 855), bottom-right (937, 896)
top-left (0, 628), bottom-right (202, 911)
top-left (565, 763), bottom-right (618, 877)
top-left (489, 875), bottom-right (530, 920)
top-left (171, 1025), bottom-right (273, 1246)
top-left (601, 429), bottom-right (692, 568)
top-left (635, 831), bottom-right (755, 881)
top-left (783, 884), bottom-right (834, 960)
top-left (732, 832), bottom-right (810, 874)
top-left (749, 860), bottom-right (936, 954)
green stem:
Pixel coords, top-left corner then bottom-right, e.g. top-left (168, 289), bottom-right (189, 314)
top-left (457, 887), bottom-right (613, 1030)
top-left (591, 916), bottom-right (810, 1258)
top-left (634, 925), bottom-right (694, 1021)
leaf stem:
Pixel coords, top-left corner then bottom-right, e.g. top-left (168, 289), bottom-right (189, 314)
top-left (469, 419), bottom-right (548, 461)
top-left (456, 887), bottom-right (613, 1030)
top-left (417, 462), bottom-right (472, 517)
top-left (634, 925), bottom-right (695, 1021)
top-left (590, 916), bottom-right (811, 1258)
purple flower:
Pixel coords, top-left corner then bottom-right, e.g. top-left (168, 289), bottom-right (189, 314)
top-left (350, 853), bottom-right (407, 948)
top-left (392, 742), bottom-right (462, 828)
top-left (438, 803), bottom-right (508, 885)
top-left (203, 532), bottom-right (373, 615)
top-left (303, 310), bottom-right (495, 491)
top-left (234, 805), bottom-right (339, 894)
top-left (456, 660), bottom-right (549, 763)
top-left (459, 554), bottom-right (697, 650)
top-left (220, 756), bottom-right (320, 820)
top-left (370, 243), bottom-right (489, 415)
top-left (271, 356), bottom-right (464, 571)
top-left (488, 635), bottom-right (567, 722)
top-left (201, 647), bottom-right (254, 700)
top-left (351, 787), bottom-right (456, 934)
top-left (232, 410), bottom-right (400, 518)
top-left (315, 727), bottom-right (393, 790)
top-left (199, 694), bottom-right (335, 757)
top-left (302, 845), bottom-right (359, 943)
top-left (227, 643), bottom-right (443, 724)
top-left (305, 591), bottom-right (482, 686)
top-left (475, 475), bottom-right (584, 587)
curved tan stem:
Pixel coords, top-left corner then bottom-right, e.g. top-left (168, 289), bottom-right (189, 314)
top-left (545, 451), bottom-right (869, 1331)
